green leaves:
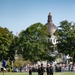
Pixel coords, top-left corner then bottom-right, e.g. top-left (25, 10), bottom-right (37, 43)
top-left (18, 23), bottom-right (52, 61)
top-left (0, 27), bottom-right (13, 60)
top-left (57, 20), bottom-right (75, 57)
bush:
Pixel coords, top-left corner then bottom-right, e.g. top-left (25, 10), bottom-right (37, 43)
top-left (13, 58), bottom-right (32, 68)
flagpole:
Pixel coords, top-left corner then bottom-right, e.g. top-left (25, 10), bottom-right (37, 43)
top-left (3, 67), bottom-right (4, 75)
top-left (2, 59), bottom-right (6, 75)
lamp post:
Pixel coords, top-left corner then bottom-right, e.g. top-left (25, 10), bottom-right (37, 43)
top-left (21, 47), bottom-right (24, 58)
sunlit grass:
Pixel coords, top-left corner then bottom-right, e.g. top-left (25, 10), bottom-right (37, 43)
top-left (0, 72), bottom-right (75, 75)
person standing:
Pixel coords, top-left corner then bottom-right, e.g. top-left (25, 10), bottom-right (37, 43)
top-left (29, 67), bottom-right (32, 75)
top-left (37, 65), bottom-right (41, 75)
top-left (46, 64), bottom-right (50, 75)
top-left (40, 63), bottom-right (44, 75)
top-left (50, 64), bottom-right (53, 75)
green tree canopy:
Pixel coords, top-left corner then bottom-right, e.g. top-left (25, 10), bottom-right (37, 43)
top-left (0, 27), bottom-right (13, 60)
top-left (56, 20), bottom-right (75, 58)
top-left (9, 35), bottom-right (19, 61)
top-left (18, 23), bottom-right (53, 62)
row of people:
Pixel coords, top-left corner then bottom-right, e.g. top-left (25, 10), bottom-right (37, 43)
top-left (28, 63), bottom-right (75, 75)
top-left (29, 63), bottom-right (53, 75)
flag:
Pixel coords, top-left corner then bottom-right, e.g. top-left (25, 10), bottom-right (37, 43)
top-left (2, 59), bottom-right (6, 67)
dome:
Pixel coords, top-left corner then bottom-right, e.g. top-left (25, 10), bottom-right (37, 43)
top-left (46, 22), bottom-right (57, 35)
top-left (46, 13), bottom-right (57, 35)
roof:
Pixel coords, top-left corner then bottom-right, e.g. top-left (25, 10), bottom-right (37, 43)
top-left (46, 13), bottom-right (57, 35)
top-left (46, 22), bottom-right (57, 35)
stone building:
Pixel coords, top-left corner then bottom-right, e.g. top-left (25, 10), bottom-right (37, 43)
top-left (46, 12), bottom-right (57, 45)
top-left (45, 13), bottom-right (72, 63)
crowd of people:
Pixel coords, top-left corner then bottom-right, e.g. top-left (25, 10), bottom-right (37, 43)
top-left (29, 63), bottom-right (53, 75)
top-left (1, 61), bottom-right (75, 75)
top-left (28, 62), bottom-right (75, 75)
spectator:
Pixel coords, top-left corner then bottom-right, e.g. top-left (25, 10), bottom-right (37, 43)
top-left (37, 65), bottom-right (41, 75)
top-left (50, 64), bottom-right (53, 75)
top-left (40, 63), bottom-right (44, 75)
top-left (29, 67), bottom-right (32, 75)
top-left (46, 64), bottom-right (50, 75)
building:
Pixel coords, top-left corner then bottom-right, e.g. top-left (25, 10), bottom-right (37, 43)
top-left (45, 13), bottom-right (73, 63)
top-left (46, 13), bottom-right (57, 45)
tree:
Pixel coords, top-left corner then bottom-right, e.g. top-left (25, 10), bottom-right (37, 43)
top-left (56, 20), bottom-right (75, 63)
top-left (9, 36), bottom-right (19, 61)
top-left (0, 27), bottom-right (13, 60)
top-left (18, 23), bottom-right (53, 62)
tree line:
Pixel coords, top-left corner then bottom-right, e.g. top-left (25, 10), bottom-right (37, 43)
top-left (0, 21), bottom-right (75, 63)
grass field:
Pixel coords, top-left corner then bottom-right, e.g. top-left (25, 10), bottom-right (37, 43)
top-left (0, 72), bottom-right (75, 75)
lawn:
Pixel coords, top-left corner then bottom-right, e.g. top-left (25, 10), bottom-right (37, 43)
top-left (0, 72), bottom-right (75, 75)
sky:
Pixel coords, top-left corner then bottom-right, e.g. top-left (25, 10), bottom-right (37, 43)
top-left (0, 0), bottom-right (75, 35)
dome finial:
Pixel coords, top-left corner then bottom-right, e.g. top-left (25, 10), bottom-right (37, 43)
top-left (48, 12), bottom-right (52, 22)
top-left (49, 12), bottom-right (51, 15)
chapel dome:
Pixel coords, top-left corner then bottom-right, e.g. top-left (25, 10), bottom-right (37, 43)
top-left (46, 13), bottom-right (57, 35)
